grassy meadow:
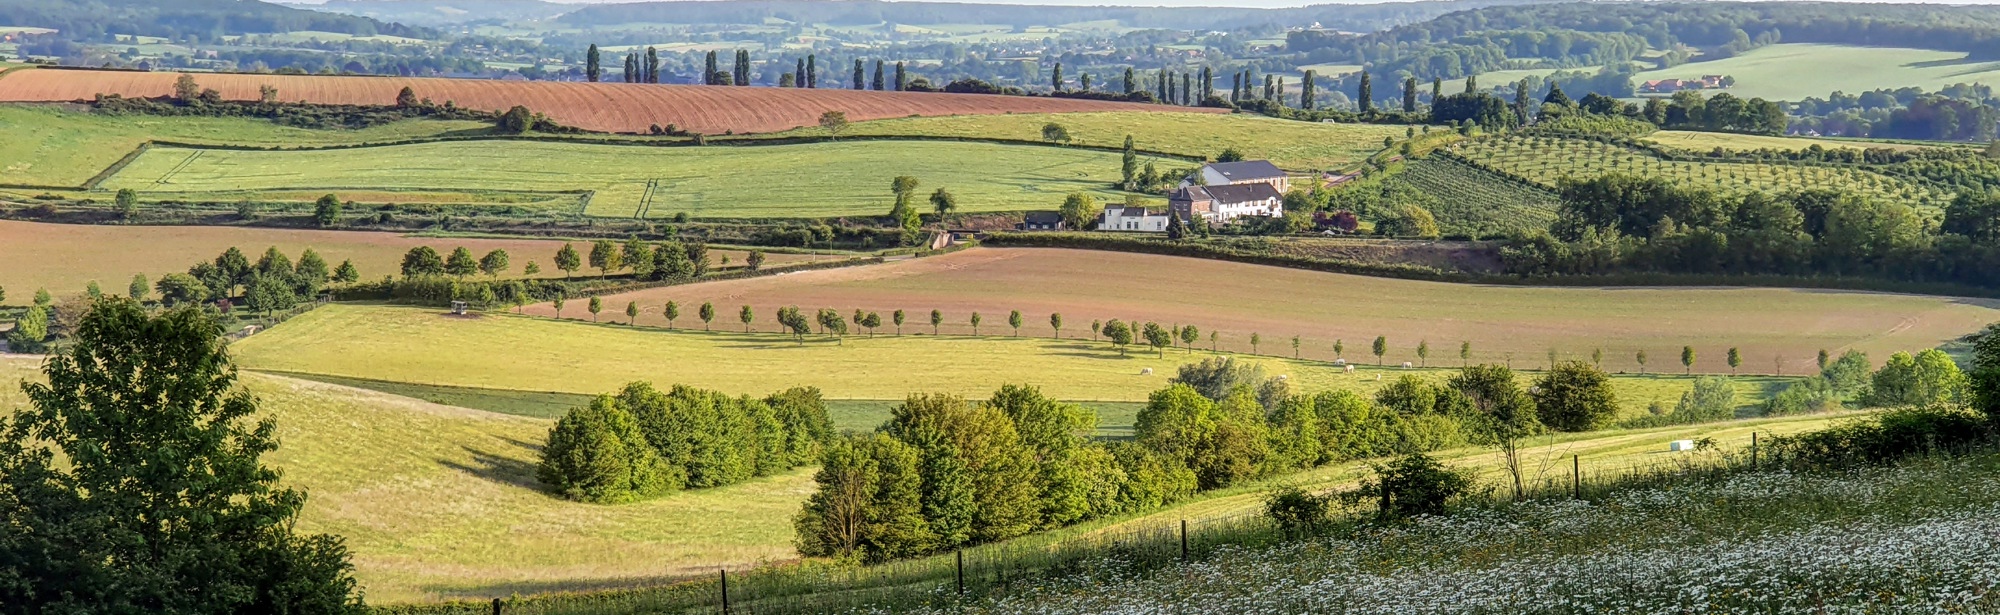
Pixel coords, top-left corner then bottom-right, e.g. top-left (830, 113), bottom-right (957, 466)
top-left (0, 105), bottom-right (489, 187)
top-left (0, 219), bottom-right (831, 301)
top-left (763, 111), bottom-right (1405, 171)
top-left (515, 248), bottom-right (2000, 375)
top-left (96, 139), bottom-right (1168, 218)
top-left (1632, 43), bottom-right (2000, 101)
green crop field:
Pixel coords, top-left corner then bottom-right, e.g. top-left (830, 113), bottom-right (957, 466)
top-left (1450, 134), bottom-right (1951, 208)
top-left (94, 139), bottom-right (1170, 218)
top-left (0, 105), bottom-right (491, 187)
top-left (1633, 44), bottom-right (2000, 102)
top-left (1383, 156), bottom-right (1560, 238)
top-left (762, 111), bottom-right (1405, 171)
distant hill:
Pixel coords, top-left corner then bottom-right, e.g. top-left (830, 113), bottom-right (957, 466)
top-left (0, 0), bottom-right (432, 41)
top-left (290, 0), bottom-right (571, 26)
top-left (553, 0), bottom-right (1548, 33)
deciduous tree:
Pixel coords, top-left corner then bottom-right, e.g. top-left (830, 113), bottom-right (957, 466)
top-left (1, 299), bottom-right (366, 612)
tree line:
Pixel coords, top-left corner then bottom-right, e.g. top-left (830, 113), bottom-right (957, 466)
top-left (1501, 173), bottom-right (2000, 289)
top-left (790, 356), bottom-right (1621, 562)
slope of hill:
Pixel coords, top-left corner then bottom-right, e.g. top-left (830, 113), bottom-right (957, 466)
top-left (0, 0), bottom-right (430, 41)
top-left (0, 68), bottom-right (1216, 134)
top-left (553, 0), bottom-right (1546, 32)
top-left (1632, 44), bottom-right (2000, 102)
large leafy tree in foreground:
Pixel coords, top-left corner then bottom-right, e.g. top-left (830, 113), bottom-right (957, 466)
top-left (0, 299), bottom-right (364, 614)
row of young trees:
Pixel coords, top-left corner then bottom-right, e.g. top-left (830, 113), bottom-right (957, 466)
top-left (537, 383), bottom-right (834, 503)
top-left (790, 355), bottom-right (1633, 563)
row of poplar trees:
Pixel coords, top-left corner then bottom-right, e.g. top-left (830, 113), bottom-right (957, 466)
top-left (538, 383), bottom-right (835, 503)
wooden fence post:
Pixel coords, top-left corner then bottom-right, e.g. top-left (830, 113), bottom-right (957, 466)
top-left (956, 549), bottom-right (965, 595)
top-left (1572, 454), bottom-right (1580, 499)
top-left (720, 569), bottom-right (729, 615)
top-left (1751, 431), bottom-right (1758, 469)
top-left (1179, 519), bottom-right (1188, 562)
top-left (490, 597), bottom-right (501, 615)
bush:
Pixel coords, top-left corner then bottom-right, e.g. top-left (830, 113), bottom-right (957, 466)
top-left (1263, 485), bottom-right (1333, 539)
top-left (1770, 406), bottom-right (1991, 467)
top-left (1532, 360), bottom-right (1619, 432)
top-left (1342, 453), bottom-right (1477, 521)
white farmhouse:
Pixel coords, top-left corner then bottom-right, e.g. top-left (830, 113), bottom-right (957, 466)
top-left (1097, 205), bottom-right (1171, 232)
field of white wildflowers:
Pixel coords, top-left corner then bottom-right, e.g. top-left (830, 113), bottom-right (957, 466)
top-left (872, 454), bottom-right (2000, 614)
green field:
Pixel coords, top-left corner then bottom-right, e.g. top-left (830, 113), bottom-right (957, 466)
top-left (95, 139), bottom-right (1169, 218)
top-left (0, 105), bottom-right (491, 187)
top-left (764, 111), bottom-right (1405, 171)
top-left (234, 304), bottom-right (1795, 420)
top-left (1633, 44), bottom-right (2000, 101)
top-left (1644, 130), bottom-right (1929, 153)
top-left (1451, 134), bottom-right (1950, 208)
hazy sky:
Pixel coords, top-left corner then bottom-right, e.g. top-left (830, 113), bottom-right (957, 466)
top-left (286, 0), bottom-right (2000, 9)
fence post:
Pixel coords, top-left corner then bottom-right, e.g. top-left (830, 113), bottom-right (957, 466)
top-left (720, 569), bottom-right (729, 615)
top-left (1751, 431), bottom-right (1758, 469)
top-left (1572, 454), bottom-right (1580, 499)
top-left (956, 549), bottom-right (965, 595)
top-left (491, 597), bottom-right (501, 615)
top-left (1179, 519), bottom-right (1188, 562)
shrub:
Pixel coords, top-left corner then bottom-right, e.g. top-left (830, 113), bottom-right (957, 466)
top-left (1264, 485), bottom-right (1334, 538)
top-left (1675, 376), bottom-right (1737, 422)
top-left (1532, 360), bottom-right (1619, 432)
top-left (1342, 452), bottom-right (1477, 521)
top-left (1770, 406), bottom-right (1990, 467)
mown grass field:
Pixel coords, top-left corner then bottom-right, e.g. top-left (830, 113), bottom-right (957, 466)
top-left (96, 139), bottom-right (1170, 218)
top-left (515, 248), bottom-right (1997, 375)
top-left (0, 105), bottom-right (490, 187)
top-left (759, 111), bottom-right (1405, 171)
top-left (0, 357), bottom-right (812, 604)
top-left (1452, 134), bottom-right (1951, 208)
top-left (1633, 43), bottom-right (2000, 101)
top-left (0, 219), bottom-right (831, 301)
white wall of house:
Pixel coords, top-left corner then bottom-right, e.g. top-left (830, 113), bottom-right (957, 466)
top-left (1099, 207), bottom-right (1170, 232)
top-left (1213, 196), bottom-right (1282, 219)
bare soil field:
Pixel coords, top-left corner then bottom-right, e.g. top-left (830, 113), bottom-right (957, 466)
top-left (0, 220), bottom-right (827, 299)
top-left (530, 247), bottom-right (2000, 374)
top-left (0, 68), bottom-right (1217, 134)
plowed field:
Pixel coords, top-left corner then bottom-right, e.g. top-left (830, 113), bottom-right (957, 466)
top-left (0, 68), bottom-right (1218, 134)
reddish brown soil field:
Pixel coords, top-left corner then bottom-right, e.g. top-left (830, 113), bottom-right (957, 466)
top-left (0, 68), bottom-right (1218, 134)
top-left (0, 220), bottom-right (828, 298)
top-left (526, 247), bottom-right (2000, 375)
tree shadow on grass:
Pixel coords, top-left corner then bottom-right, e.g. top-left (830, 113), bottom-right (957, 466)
top-left (441, 442), bottom-right (543, 491)
top-left (419, 572), bottom-right (706, 603)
